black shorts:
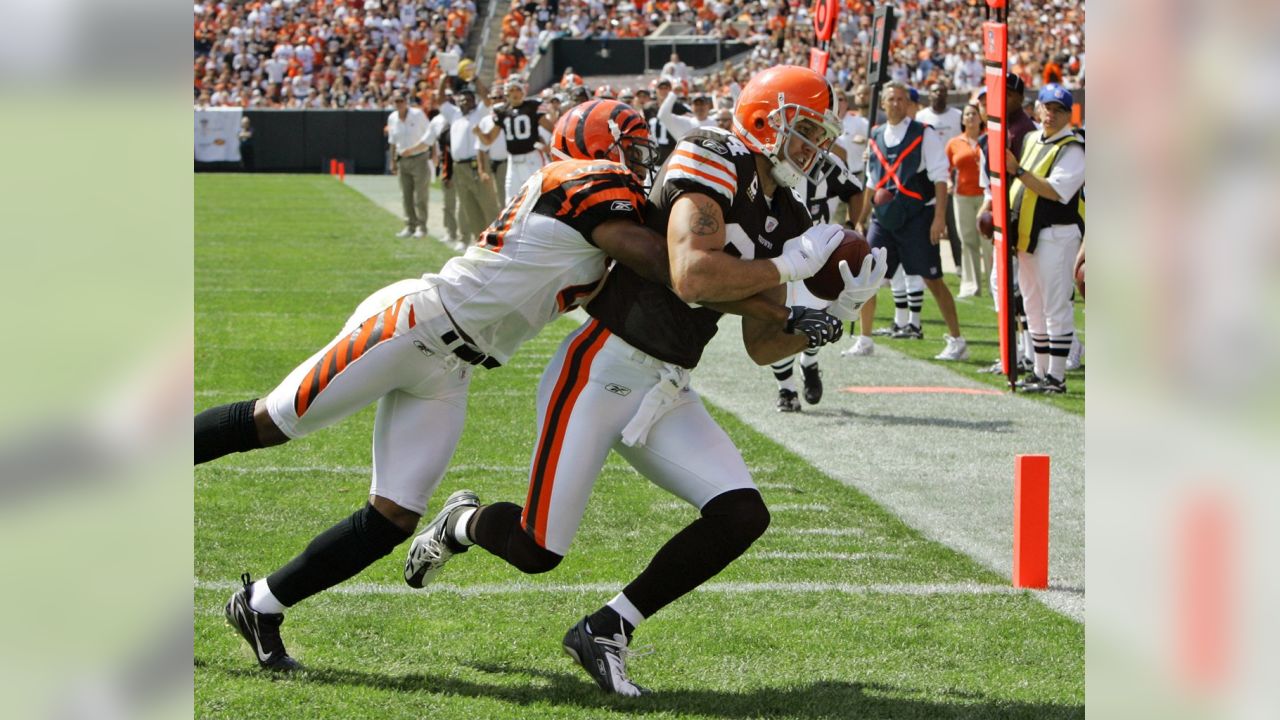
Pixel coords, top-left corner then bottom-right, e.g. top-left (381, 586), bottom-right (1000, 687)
top-left (867, 209), bottom-right (943, 280)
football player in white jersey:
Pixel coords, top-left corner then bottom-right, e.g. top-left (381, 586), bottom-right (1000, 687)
top-left (198, 101), bottom-right (676, 672)
top-left (198, 97), bottom-right (853, 673)
top-left (405, 67), bottom-right (888, 696)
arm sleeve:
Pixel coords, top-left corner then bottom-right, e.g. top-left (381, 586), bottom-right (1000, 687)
top-left (657, 92), bottom-right (700, 142)
top-left (409, 112), bottom-right (432, 147)
top-left (1045, 143), bottom-right (1085, 204)
top-left (923, 127), bottom-right (950, 184)
top-left (661, 137), bottom-right (740, 213)
top-left (553, 165), bottom-right (651, 240)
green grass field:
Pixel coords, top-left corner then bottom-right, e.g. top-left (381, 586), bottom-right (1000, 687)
top-left (195, 174), bottom-right (1083, 719)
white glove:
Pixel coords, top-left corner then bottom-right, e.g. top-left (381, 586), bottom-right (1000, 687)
top-left (827, 247), bottom-right (888, 321)
top-left (770, 223), bottom-right (844, 283)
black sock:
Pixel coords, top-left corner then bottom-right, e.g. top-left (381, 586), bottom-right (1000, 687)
top-left (586, 605), bottom-right (634, 642)
top-left (195, 399), bottom-right (261, 464)
top-left (267, 503), bottom-right (411, 607)
top-left (469, 502), bottom-right (563, 574)
top-left (622, 489), bottom-right (770, 620)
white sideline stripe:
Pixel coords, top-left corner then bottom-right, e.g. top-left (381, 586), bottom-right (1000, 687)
top-left (209, 463), bottom-right (528, 475)
top-left (777, 528), bottom-right (865, 537)
top-left (195, 579), bottom-right (1017, 598)
top-left (768, 503), bottom-right (831, 512)
top-left (195, 389), bottom-right (257, 397)
top-left (654, 501), bottom-right (832, 513)
top-left (752, 551), bottom-right (898, 561)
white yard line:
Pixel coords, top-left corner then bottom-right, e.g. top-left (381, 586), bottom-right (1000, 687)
top-left (195, 578), bottom-right (1019, 599)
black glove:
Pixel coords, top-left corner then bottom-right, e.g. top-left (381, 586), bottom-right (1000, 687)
top-left (784, 306), bottom-right (844, 349)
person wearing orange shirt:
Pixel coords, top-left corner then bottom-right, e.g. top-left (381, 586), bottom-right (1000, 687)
top-left (945, 104), bottom-right (990, 297)
top-left (406, 35), bottom-right (429, 67)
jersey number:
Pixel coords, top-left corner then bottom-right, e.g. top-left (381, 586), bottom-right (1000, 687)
top-left (503, 114), bottom-right (533, 141)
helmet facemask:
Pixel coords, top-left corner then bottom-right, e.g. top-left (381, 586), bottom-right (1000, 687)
top-left (618, 135), bottom-right (658, 182)
top-left (764, 103), bottom-right (840, 188)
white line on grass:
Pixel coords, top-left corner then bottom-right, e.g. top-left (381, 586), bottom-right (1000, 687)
top-left (768, 503), bottom-right (831, 512)
top-left (776, 528), bottom-right (865, 537)
top-left (209, 463), bottom-right (529, 476)
top-left (194, 579), bottom-right (1017, 598)
top-left (653, 501), bottom-right (833, 513)
top-left (751, 551), bottom-right (898, 561)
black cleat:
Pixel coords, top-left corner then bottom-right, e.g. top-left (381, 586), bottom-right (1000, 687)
top-left (1033, 375), bottom-right (1067, 394)
top-left (1016, 373), bottom-right (1045, 392)
top-left (225, 573), bottom-right (302, 671)
top-left (776, 388), bottom-right (802, 413)
top-left (801, 364), bottom-right (823, 405)
top-left (892, 323), bottom-right (924, 339)
top-left (562, 617), bottom-right (650, 697)
top-left (871, 323), bottom-right (902, 337)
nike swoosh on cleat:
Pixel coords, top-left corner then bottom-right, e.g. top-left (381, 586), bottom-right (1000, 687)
top-left (237, 605), bottom-right (272, 662)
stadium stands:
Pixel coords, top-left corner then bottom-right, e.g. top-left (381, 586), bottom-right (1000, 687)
top-left (196, 0), bottom-right (1083, 109)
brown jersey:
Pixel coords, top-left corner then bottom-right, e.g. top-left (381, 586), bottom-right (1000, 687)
top-left (586, 127), bottom-right (812, 368)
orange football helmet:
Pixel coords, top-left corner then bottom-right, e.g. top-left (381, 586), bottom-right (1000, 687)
top-left (732, 65), bottom-right (841, 188)
top-left (549, 99), bottom-right (658, 181)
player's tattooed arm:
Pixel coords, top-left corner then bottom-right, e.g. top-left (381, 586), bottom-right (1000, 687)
top-left (689, 197), bottom-right (721, 236)
top-left (667, 193), bottom-right (788, 304)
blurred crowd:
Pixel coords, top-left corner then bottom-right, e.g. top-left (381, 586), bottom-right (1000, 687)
top-left (196, 0), bottom-right (1083, 109)
top-left (497, 0), bottom-right (1083, 92)
top-left (194, 0), bottom-right (478, 109)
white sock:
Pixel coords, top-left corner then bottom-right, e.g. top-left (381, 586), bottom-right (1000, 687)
top-left (1048, 355), bottom-right (1067, 381)
top-left (777, 377), bottom-right (798, 392)
top-left (450, 507), bottom-right (477, 546)
top-left (249, 579), bottom-right (287, 614)
top-left (908, 310), bottom-right (922, 327)
top-left (799, 350), bottom-right (819, 368)
top-left (607, 592), bottom-right (646, 632)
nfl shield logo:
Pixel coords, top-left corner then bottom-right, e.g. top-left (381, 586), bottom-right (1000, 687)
top-left (765, 217), bottom-right (779, 233)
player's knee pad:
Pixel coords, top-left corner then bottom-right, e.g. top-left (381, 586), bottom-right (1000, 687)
top-left (701, 488), bottom-right (771, 555)
top-left (472, 501), bottom-right (564, 574)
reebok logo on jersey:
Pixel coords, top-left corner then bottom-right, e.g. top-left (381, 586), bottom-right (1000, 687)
top-left (701, 139), bottom-right (728, 155)
top-left (610, 200), bottom-right (634, 212)
top-left (605, 383), bottom-right (632, 396)
top-left (759, 238), bottom-right (774, 250)
top-left (764, 216), bottom-right (778, 233)
top-left (413, 341), bottom-right (435, 357)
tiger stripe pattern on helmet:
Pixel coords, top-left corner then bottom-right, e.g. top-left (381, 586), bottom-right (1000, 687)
top-left (550, 99), bottom-right (650, 164)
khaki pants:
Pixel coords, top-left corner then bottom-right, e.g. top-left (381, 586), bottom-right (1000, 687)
top-left (452, 160), bottom-right (500, 242)
top-left (492, 159), bottom-right (508, 207)
top-left (397, 153), bottom-right (430, 231)
top-left (952, 193), bottom-right (990, 296)
top-left (442, 173), bottom-right (459, 241)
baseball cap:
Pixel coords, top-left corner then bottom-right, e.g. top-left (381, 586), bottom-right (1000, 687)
top-left (975, 85), bottom-right (987, 99)
top-left (907, 87), bottom-right (920, 103)
top-left (1006, 72), bottom-right (1026, 94)
top-left (1037, 82), bottom-right (1074, 110)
